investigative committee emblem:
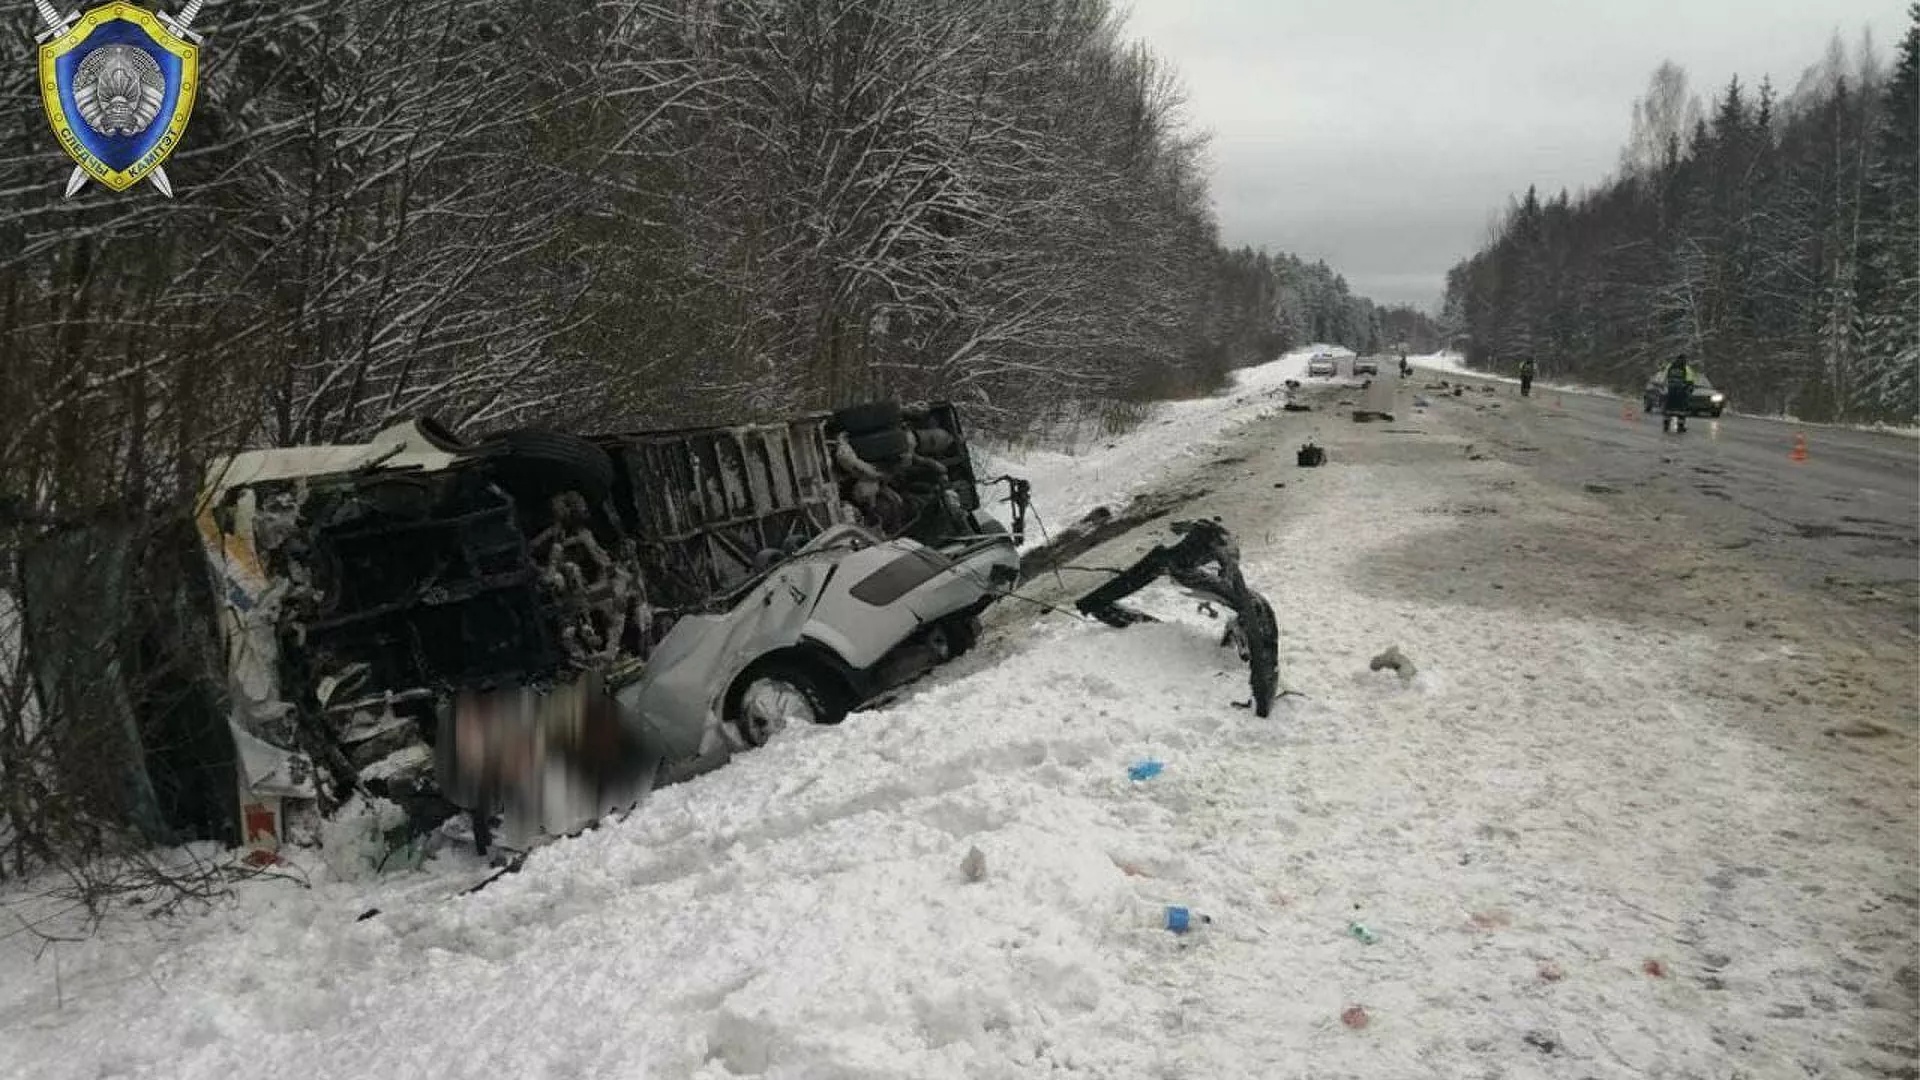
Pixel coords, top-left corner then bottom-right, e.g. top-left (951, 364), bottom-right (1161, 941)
top-left (31, 0), bottom-right (207, 198)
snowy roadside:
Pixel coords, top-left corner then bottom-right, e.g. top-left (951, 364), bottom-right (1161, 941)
top-left (4, 368), bottom-right (1912, 1078)
top-left (1411, 350), bottom-right (1623, 400)
top-left (1418, 351), bottom-right (1920, 437)
top-left (975, 345), bottom-right (1356, 545)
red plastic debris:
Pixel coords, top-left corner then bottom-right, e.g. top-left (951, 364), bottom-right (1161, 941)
top-left (1341, 1005), bottom-right (1370, 1029)
top-left (1643, 959), bottom-right (1667, 978)
top-left (241, 848), bottom-right (284, 869)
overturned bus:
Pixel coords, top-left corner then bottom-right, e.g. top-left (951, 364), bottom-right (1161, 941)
top-left (19, 402), bottom-right (1019, 863)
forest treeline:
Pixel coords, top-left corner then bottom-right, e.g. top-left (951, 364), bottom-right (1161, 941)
top-left (0, 0), bottom-right (1411, 528)
top-left (1211, 246), bottom-right (1442, 363)
top-left (1443, 8), bottom-right (1918, 424)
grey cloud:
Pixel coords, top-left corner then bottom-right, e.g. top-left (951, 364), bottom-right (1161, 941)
top-left (1129, 0), bottom-right (1904, 310)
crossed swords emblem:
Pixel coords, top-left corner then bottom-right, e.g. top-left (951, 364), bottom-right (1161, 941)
top-left (32, 0), bottom-right (204, 197)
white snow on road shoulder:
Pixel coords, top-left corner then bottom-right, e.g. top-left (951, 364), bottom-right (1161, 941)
top-left (977, 346), bottom-right (1351, 542)
top-left (1412, 350), bottom-right (1620, 399)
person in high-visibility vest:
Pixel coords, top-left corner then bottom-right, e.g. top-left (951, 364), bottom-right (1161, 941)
top-left (1662, 355), bottom-right (1699, 433)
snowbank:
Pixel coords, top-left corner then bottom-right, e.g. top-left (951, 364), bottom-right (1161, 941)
top-left (977, 345), bottom-right (1355, 544)
top-left (1767, 414), bottom-right (1920, 438)
top-left (1411, 351), bottom-right (1620, 398)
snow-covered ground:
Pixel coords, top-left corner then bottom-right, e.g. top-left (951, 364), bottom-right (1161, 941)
top-left (978, 345), bottom-right (1355, 544)
top-left (1, 354), bottom-right (1910, 1079)
top-left (1411, 351), bottom-right (1621, 399)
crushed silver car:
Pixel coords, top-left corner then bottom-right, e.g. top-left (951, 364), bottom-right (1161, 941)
top-left (20, 401), bottom-right (1018, 862)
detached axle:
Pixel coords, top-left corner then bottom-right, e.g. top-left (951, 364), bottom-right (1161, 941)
top-left (1075, 519), bottom-right (1281, 717)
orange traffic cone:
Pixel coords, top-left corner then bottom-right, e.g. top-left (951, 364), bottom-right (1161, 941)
top-left (1789, 432), bottom-right (1809, 462)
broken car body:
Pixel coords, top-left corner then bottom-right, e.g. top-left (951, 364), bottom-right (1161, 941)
top-left (1074, 519), bottom-right (1280, 717)
top-left (20, 402), bottom-right (1016, 858)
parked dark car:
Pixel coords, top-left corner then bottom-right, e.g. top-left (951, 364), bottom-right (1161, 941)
top-left (1643, 372), bottom-right (1727, 417)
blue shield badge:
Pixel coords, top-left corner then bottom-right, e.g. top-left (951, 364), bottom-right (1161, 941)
top-left (37, 3), bottom-right (202, 196)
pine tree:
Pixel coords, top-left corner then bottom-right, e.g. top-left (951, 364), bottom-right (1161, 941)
top-left (1443, 37), bottom-right (1910, 423)
top-left (1858, 5), bottom-right (1920, 422)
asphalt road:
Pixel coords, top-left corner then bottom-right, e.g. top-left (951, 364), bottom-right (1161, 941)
top-left (1410, 368), bottom-right (1920, 636)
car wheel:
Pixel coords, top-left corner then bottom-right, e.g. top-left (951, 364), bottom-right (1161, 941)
top-left (727, 660), bottom-right (848, 748)
top-left (935, 614), bottom-right (981, 660)
top-left (483, 427), bottom-right (615, 504)
top-left (833, 401), bottom-right (904, 436)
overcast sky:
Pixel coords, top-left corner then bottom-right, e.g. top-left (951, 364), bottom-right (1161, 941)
top-left (1123, 0), bottom-right (1905, 311)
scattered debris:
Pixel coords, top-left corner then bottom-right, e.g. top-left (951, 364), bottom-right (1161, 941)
top-left (1369, 646), bottom-right (1417, 679)
top-left (1297, 443), bottom-right (1326, 467)
top-left (1128, 759), bottom-right (1164, 782)
top-left (961, 845), bottom-right (987, 883)
top-left (1351, 410), bottom-right (1395, 423)
top-left (1348, 921), bottom-right (1379, 944)
top-left (1467, 908), bottom-right (1511, 931)
top-left (1643, 958), bottom-right (1667, 978)
top-left (1538, 961), bottom-right (1565, 982)
top-left (1523, 1031), bottom-right (1559, 1054)
top-left (1076, 519), bottom-right (1280, 717)
top-left (1341, 1005), bottom-right (1371, 1029)
top-left (1114, 858), bottom-right (1154, 878)
top-left (1019, 482), bottom-right (1210, 581)
top-left (1413, 395), bottom-right (1433, 408)
top-left (1282, 401), bottom-right (1313, 412)
top-left (1824, 721), bottom-right (1894, 738)
top-left (1584, 483), bottom-right (1620, 495)
top-left (1453, 387), bottom-right (1465, 397)
top-left (1162, 906), bottom-right (1211, 934)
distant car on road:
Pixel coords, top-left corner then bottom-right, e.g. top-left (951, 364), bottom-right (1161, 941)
top-left (1643, 371), bottom-right (1727, 417)
top-left (1352, 355), bottom-right (1379, 376)
top-left (1307, 353), bottom-right (1337, 378)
